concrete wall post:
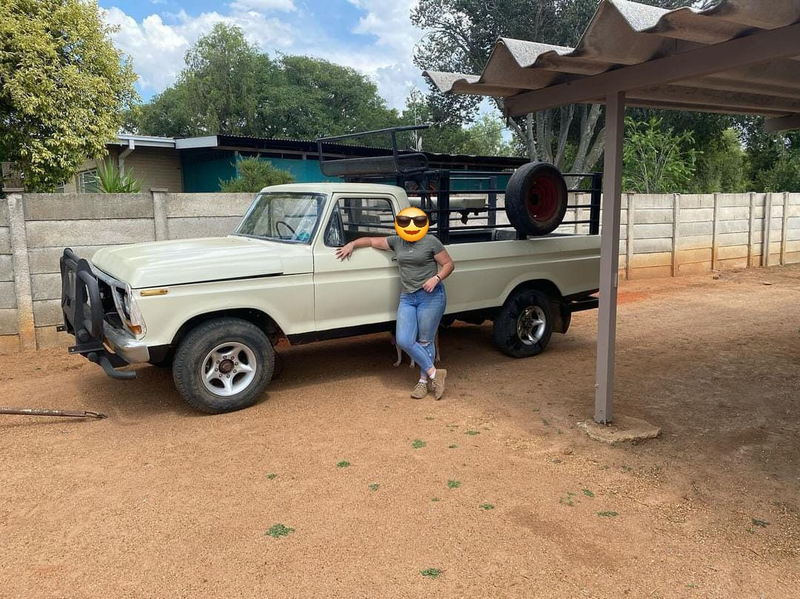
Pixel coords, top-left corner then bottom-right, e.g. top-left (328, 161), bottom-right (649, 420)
top-left (781, 191), bottom-right (789, 265)
top-left (747, 192), bottom-right (756, 267)
top-left (711, 193), bottom-right (720, 270)
top-left (625, 193), bottom-right (634, 280)
top-left (5, 190), bottom-right (36, 350)
top-left (763, 192), bottom-right (773, 267)
top-left (151, 188), bottom-right (169, 241)
top-left (671, 193), bottom-right (680, 277)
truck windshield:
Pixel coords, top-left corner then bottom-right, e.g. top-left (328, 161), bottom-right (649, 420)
top-left (234, 192), bottom-right (326, 244)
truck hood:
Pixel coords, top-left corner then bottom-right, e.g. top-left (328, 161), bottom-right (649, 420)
top-left (91, 236), bottom-right (312, 288)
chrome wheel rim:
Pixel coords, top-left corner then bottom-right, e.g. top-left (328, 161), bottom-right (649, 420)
top-left (201, 342), bottom-right (257, 397)
top-left (516, 306), bottom-right (546, 346)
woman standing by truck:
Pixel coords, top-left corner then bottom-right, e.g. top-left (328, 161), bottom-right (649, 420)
top-left (335, 207), bottom-right (455, 400)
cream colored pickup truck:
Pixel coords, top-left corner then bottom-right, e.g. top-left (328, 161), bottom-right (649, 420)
top-left (59, 181), bottom-right (600, 414)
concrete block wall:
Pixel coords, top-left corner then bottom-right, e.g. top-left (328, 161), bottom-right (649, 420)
top-left (0, 189), bottom-right (797, 354)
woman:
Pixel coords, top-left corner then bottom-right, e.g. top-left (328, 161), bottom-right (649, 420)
top-left (336, 208), bottom-right (455, 400)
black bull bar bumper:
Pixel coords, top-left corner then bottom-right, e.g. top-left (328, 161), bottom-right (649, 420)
top-left (59, 248), bottom-right (137, 380)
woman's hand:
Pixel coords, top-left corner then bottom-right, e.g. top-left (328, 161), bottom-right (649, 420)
top-left (336, 242), bottom-right (354, 261)
top-left (422, 276), bottom-right (439, 293)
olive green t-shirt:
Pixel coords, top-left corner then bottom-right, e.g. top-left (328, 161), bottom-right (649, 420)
top-left (386, 234), bottom-right (446, 293)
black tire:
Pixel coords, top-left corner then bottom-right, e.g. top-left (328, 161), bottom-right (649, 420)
top-left (172, 317), bottom-right (274, 414)
top-left (272, 351), bottom-right (284, 380)
top-left (505, 162), bottom-right (568, 236)
top-left (492, 289), bottom-right (554, 358)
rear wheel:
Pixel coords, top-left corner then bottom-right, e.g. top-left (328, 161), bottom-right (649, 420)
top-left (493, 289), bottom-right (554, 358)
top-left (173, 317), bottom-right (274, 414)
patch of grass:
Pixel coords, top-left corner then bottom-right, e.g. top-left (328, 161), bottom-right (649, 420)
top-left (431, 498), bottom-right (440, 502)
top-left (582, 489), bottom-right (595, 498)
top-left (479, 503), bottom-right (495, 510)
top-left (751, 518), bottom-right (769, 527)
top-left (421, 568), bottom-right (442, 579)
top-left (746, 527), bottom-right (755, 534)
top-left (369, 483), bottom-right (379, 491)
top-left (448, 444), bottom-right (458, 449)
top-left (541, 418), bottom-right (550, 426)
top-left (465, 430), bottom-right (480, 436)
top-left (556, 428), bottom-right (563, 435)
top-left (425, 416), bottom-right (435, 421)
top-left (531, 407), bottom-right (540, 412)
top-left (559, 491), bottom-right (577, 507)
top-left (412, 439), bottom-right (427, 449)
top-left (551, 458), bottom-right (562, 464)
top-left (265, 524), bottom-right (294, 539)
top-left (621, 465), bottom-right (633, 472)
top-left (686, 583), bottom-right (697, 589)
top-left (447, 479), bottom-right (461, 489)
top-left (336, 461), bottom-right (350, 468)
top-left (266, 473), bottom-right (278, 480)
top-left (597, 511), bottom-right (618, 517)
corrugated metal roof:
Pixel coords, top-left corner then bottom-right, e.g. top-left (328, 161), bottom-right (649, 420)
top-left (425, 0), bottom-right (800, 119)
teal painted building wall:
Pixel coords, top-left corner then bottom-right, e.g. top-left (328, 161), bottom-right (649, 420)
top-left (181, 150), bottom-right (514, 193)
top-left (182, 151), bottom-right (339, 192)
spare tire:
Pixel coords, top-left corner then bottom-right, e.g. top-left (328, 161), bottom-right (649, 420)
top-left (505, 162), bottom-right (568, 236)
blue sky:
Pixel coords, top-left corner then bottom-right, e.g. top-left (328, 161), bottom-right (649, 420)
top-left (101, 0), bottom-right (427, 110)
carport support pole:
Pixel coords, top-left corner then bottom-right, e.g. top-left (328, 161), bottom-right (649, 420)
top-left (594, 91), bottom-right (625, 424)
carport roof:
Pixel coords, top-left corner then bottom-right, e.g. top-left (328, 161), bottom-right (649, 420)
top-left (425, 0), bottom-right (800, 130)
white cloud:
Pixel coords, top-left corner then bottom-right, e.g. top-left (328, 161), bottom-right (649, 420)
top-left (341, 0), bottom-right (423, 109)
top-left (104, 1), bottom-right (426, 110)
top-left (104, 6), bottom-right (294, 94)
top-left (229, 0), bottom-right (296, 12)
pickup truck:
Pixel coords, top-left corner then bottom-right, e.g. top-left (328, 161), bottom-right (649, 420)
top-left (60, 130), bottom-right (600, 413)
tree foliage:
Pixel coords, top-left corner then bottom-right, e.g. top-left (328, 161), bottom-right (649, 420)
top-left (412, 0), bottom-right (603, 173)
top-left (412, 0), bottom-right (707, 178)
top-left (398, 89), bottom-right (515, 156)
top-left (129, 24), bottom-right (399, 140)
top-left (741, 121), bottom-right (800, 193)
top-left (219, 157), bottom-right (295, 193)
top-left (0, 0), bottom-right (138, 191)
top-left (623, 117), bottom-right (698, 193)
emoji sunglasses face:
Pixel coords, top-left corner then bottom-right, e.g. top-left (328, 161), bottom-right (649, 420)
top-left (395, 215), bottom-right (429, 228)
top-left (394, 207), bottom-right (430, 242)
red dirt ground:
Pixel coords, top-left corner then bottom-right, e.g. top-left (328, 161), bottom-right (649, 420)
top-left (1, 265), bottom-right (798, 598)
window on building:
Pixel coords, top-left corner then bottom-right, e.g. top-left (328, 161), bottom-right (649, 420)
top-left (77, 169), bottom-right (99, 193)
top-left (325, 197), bottom-right (395, 246)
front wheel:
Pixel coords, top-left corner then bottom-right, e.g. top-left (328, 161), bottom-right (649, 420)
top-left (173, 317), bottom-right (274, 414)
top-left (493, 289), bottom-right (554, 358)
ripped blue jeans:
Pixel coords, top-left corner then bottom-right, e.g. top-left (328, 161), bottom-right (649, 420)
top-left (395, 284), bottom-right (446, 377)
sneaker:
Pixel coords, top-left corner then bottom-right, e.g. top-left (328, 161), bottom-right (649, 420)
top-left (431, 369), bottom-right (447, 400)
top-left (411, 380), bottom-right (428, 399)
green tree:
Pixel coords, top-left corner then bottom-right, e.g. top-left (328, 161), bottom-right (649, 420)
top-left (743, 121), bottom-right (800, 192)
top-left (399, 89), bottom-right (515, 156)
top-left (219, 157), bottom-right (295, 193)
top-left (128, 25), bottom-right (400, 140)
top-left (688, 128), bottom-right (750, 193)
top-left (0, 0), bottom-right (138, 191)
top-left (413, 0), bottom-right (703, 174)
top-left (623, 117), bottom-right (698, 193)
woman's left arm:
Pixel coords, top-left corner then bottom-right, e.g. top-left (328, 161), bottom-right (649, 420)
top-left (422, 249), bottom-right (454, 292)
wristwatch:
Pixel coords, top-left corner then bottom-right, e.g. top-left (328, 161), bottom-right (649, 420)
top-left (434, 274), bottom-right (442, 282)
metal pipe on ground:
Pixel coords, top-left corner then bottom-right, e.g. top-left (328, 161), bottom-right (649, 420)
top-left (0, 407), bottom-right (107, 419)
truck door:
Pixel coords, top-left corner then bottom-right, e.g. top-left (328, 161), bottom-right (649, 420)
top-left (313, 195), bottom-right (401, 333)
